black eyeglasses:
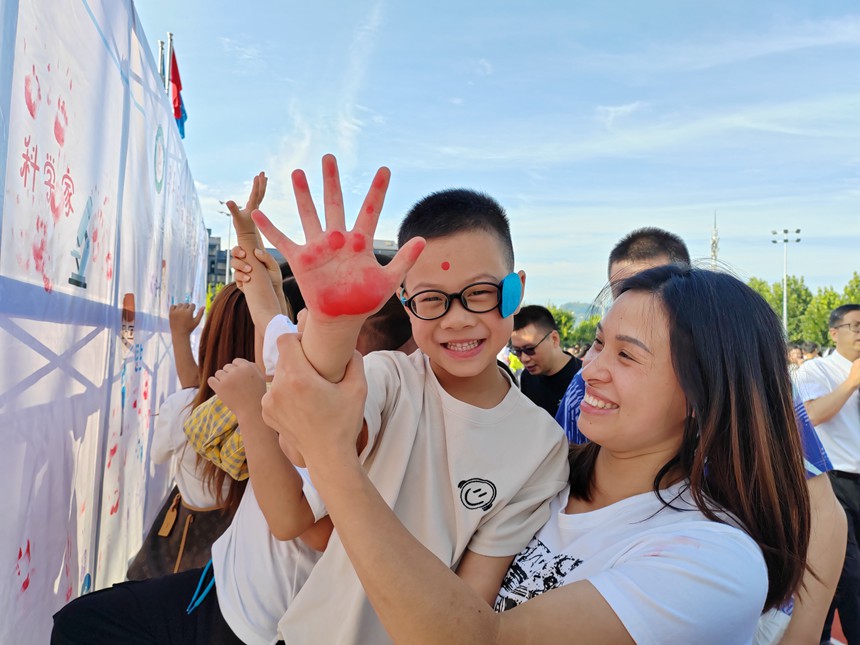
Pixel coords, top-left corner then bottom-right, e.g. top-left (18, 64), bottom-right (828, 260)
top-left (833, 322), bottom-right (860, 333)
top-left (509, 330), bottom-right (552, 357)
top-left (400, 281), bottom-right (503, 321)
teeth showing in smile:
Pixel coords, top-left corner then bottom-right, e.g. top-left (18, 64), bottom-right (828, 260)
top-left (584, 393), bottom-right (618, 410)
top-left (445, 340), bottom-right (480, 352)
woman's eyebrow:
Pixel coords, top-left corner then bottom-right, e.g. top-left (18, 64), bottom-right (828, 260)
top-left (616, 334), bottom-right (652, 354)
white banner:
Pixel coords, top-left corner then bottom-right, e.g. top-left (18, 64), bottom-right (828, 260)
top-left (0, 0), bottom-right (207, 641)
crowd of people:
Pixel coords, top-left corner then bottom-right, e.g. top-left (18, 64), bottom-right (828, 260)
top-left (50, 156), bottom-right (859, 644)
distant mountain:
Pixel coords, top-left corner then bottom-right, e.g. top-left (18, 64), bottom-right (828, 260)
top-left (558, 301), bottom-right (596, 318)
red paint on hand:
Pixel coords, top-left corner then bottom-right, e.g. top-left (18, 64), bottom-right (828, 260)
top-left (317, 269), bottom-right (392, 316)
top-left (373, 173), bottom-right (387, 190)
top-left (441, 261), bottom-right (450, 271)
top-left (323, 155), bottom-right (337, 178)
top-left (351, 233), bottom-right (366, 252)
top-left (327, 231), bottom-right (346, 250)
top-left (292, 170), bottom-right (309, 192)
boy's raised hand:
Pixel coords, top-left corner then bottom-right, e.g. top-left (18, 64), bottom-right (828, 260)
top-left (252, 155), bottom-right (425, 323)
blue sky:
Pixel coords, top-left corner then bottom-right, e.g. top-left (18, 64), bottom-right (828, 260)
top-left (135, 0), bottom-right (859, 305)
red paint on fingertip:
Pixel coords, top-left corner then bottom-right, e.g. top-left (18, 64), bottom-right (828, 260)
top-left (323, 156), bottom-right (337, 178)
top-left (372, 173), bottom-right (387, 190)
top-left (292, 171), bottom-right (309, 192)
top-left (441, 261), bottom-right (450, 271)
top-left (327, 231), bottom-right (345, 250)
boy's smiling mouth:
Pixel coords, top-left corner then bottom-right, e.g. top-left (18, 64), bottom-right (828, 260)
top-left (443, 339), bottom-right (483, 353)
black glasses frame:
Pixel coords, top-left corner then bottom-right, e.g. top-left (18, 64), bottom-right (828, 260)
top-left (400, 281), bottom-right (502, 321)
top-left (509, 330), bottom-right (553, 357)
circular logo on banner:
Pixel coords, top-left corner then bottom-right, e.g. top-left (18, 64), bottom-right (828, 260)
top-left (154, 125), bottom-right (165, 194)
top-left (458, 478), bottom-right (497, 511)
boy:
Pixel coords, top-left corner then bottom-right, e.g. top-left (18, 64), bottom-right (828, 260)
top-left (242, 155), bottom-right (568, 644)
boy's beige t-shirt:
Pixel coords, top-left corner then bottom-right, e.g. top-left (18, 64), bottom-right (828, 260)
top-left (278, 349), bottom-right (570, 644)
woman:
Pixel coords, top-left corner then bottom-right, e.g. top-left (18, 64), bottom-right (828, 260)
top-left (132, 282), bottom-right (254, 577)
top-left (265, 265), bottom-right (811, 643)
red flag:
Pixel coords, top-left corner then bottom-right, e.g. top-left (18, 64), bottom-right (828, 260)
top-left (170, 50), bottom-right (187, 138)
top-left (170, 50), bottom-right (182, 119)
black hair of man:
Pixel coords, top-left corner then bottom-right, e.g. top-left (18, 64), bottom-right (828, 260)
top-left (801, 341), bottom-right (819, 355)
top-left (607, 227), bottom-right (691, 273)
top-left (513, 305), bottom-right (559, 334)
top-left (397, 189), bottom-right (515, 271)
top-left (829, 303), bottom-right (860, 328)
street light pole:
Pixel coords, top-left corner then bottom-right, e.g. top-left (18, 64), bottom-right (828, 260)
top-left (771, 228), bottom-right (801, 336)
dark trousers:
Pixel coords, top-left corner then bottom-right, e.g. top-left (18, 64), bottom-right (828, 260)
top-left (51, 567), bottom-right (243, 645)
top-left (823, 473), bottom-right (860, 644)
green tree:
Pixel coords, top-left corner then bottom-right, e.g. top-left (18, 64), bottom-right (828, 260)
top-left (569, 315), bottom-right (601, 347)
top-left (746, 275), bottom-right (812, 342)
top-left (545, 304), bottom-right (576, 348)
top-left (843, 271), bottom-right (860, 304)
top-left (799, 286), bottom-right (844, 347)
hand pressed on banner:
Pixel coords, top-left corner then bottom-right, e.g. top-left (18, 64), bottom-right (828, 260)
top-left (251, 154), bottom-right (425, 323)
top-left (168, 302), bottom-right (204, 337)
top-left (208, 358), bottom-right (267, 425)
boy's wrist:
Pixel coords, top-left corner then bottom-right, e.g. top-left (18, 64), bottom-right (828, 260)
top-left (305, 310), bottom-right (365, 335)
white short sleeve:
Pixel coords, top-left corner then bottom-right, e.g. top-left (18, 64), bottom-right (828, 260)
top-left (589, 526), bottom-right (767, 645)
top-left (295, 466), bottom-right (327, 522)
top-left (263, 315), bottom-right (298, 377)
top-left (793, 360), bottom-right (831, 402)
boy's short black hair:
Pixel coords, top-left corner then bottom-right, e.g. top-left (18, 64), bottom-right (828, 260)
top-left (398, 189), bottom-right (514, 270)
top-left (513, 305), bottom-right (558, 333)
top-left (608, 227), bottom-right (691, 273)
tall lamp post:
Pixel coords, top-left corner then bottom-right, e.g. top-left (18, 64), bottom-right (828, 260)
top-left (771, 228), bottom-right (801, 335)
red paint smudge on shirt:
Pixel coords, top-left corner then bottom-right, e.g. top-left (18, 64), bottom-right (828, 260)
top-left (327, 231), bottom-right (345, 250)
top-left (441, 261), bottom-right (450, 271)
top-left (351, 234), bottom-right (366, 252)
top-left (317, 269), bottom-right (392, 316)
top-left (21, 575), bottom-right (30, 592)
top-left (109, 496), bottom-right (120, 515)
top-left (107, 443), bottom-right (118, 468)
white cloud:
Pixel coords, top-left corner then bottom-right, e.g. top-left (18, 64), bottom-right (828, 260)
top-left (476, 58), bottom-right (494, 76)
top-left (586, 15), bottom-right (860, 73)
top-left (595, 101), bottom-right (647, 131)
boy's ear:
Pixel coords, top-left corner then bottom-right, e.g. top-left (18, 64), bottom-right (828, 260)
top-left (512, 270), bottom-right (526, 315)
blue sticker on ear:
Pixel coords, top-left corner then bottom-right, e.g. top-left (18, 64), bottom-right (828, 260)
top-left (499, 273), bottom-right (521, 318)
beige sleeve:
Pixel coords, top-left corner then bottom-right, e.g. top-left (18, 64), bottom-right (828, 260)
top-left (467, 436), bottom-right (569, 557)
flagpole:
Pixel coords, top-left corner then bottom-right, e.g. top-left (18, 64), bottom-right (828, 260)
top-left (158, 40), bottom-right (166, 89)
top-left (165, 32), bottom-right (174, 95)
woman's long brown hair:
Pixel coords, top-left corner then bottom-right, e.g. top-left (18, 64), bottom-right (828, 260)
top-left (189, 283), bottom-right (255, 512)
top-left (570, 265), bottom-right (810, 612)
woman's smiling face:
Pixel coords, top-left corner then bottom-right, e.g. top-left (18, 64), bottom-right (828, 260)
top-left (578, 290), bottom-right (688, 457)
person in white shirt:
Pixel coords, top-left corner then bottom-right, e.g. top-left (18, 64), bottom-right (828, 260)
top-left (794, 303), bottom-right (860, 643)
top-left (267, 264), bottom-right (813, 644)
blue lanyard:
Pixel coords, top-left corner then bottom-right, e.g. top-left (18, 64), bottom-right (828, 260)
top-left (186, 559), bottom-right (215, 615)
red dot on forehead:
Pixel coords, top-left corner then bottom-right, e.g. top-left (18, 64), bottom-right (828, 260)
top-left (441, 261), bottom-right (450, 271)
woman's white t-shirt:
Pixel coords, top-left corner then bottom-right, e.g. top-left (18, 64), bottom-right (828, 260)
top-left (495, 482), bottom-right (768, 645)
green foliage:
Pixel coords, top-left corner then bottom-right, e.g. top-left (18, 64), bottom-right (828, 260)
top-left (545, 304), bottom-right (600, 348)
top-left (206, 282), bottom-right (225, 313)
top-left (843, 271), bottom-right (860, 304)
top-left (799, 287), bottom-right (843, 347)
top-left (748, 273), bottom-right (860, 347)
top-left (745, 275), bottom-right (812, 343)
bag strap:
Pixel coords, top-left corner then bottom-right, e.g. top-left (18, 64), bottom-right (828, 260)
top-left (173, 513), bottom-right (195, 574)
